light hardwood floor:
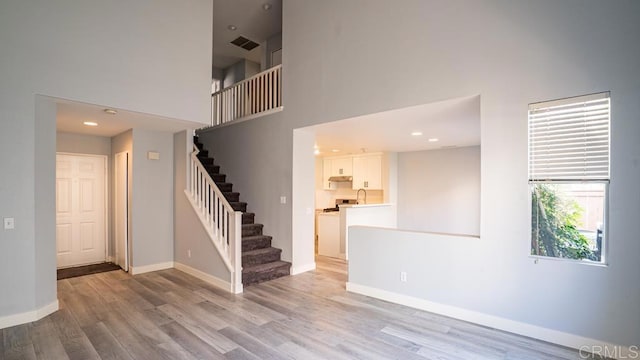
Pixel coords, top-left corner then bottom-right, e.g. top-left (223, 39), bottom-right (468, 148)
top-left (2, 256), bottom-right (602, 359)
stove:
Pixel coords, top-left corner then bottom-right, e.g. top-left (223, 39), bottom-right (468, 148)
top-left (322, 198), bottom-right (357, 212)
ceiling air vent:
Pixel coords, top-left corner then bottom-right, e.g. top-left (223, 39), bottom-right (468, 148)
top-left (230, 36), bottom-right (260, 51)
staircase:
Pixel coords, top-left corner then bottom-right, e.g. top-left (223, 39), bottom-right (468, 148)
top-left (193, 136), bottom-right (291, 286)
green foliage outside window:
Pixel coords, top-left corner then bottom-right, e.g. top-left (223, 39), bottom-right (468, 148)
top-left (531, 184), bottom-right (597, 261)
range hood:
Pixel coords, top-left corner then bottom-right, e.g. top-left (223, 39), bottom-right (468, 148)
top-left (328, 176), bottom-right (353, 182)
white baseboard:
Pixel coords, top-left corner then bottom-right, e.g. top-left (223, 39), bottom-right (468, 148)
top-left (174, 262), bottom-right (235, 293)
top-left (346, 282), bottom-right (634, 359)
top-left (291, 262), bottom-right (316, 275)
top-left (0, 300), bottom-right (59, 330)
top-left (130, 261), bottom-right (174, 275)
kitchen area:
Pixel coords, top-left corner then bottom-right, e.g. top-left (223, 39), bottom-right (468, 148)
top-left (315, 152), bottom-right (397, 260)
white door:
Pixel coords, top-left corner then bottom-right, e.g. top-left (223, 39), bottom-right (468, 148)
top-left (114, 151), bottom-right (129, 271)
top-left (56, 154), bottom-right (107, 268)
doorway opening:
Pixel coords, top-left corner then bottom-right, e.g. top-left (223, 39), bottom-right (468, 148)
top-left (55, 153), bottom-right (109, 270)
top-left (114, 151), bottom-right (130, 272)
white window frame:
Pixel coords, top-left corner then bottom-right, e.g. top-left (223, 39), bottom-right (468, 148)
top-left (528, 92), bottom-right (610, 264)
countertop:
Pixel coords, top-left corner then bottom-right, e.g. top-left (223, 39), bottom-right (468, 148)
top-left (338, 203), bottom-right (394, 209)
top-left (317, 211), bottom-right (340, 216)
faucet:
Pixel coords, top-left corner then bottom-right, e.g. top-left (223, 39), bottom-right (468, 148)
top-left (356, 188), bottom-right (367, 204)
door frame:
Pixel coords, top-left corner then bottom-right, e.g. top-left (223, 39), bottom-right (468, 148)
top-left (114, 151), bottom-right (130, 272)
top-left (55, 152), bottom-right (109, 266)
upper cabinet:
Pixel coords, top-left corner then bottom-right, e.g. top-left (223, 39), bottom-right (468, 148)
top-left (322, 153), bottom-right (383, 190)
top-left (328, 157), bottom-right (353, 177)
top-left (352, 154), bottom-right (382, 190)
top-left (323, 156), bottom-right (353, 189)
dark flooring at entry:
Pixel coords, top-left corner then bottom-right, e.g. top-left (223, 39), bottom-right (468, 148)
top-left (3, 256), bottom-right (603, 359)
top-left (57, 262), bottom-right (121, 280)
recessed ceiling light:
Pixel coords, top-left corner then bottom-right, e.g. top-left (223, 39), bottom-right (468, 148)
top-left (428, 138), bottom-right (439, 142)
top-left (227, 25), bottom-right (237, 31)
top-left (263, 3), bottom-right (272, 11)
top-left (411, 131), bottom-right (423, 136)
top-left (103, 108), bottom-right (117, 115)
top-left (83, 121), bottom-right (98, 126)
top-left (314, 149), bottom-right (320, 155)
top-left (331, 149), bottom-right (340, 153)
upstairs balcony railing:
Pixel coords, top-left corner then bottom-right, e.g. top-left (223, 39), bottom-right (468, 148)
top-left (211, 64), bottom-right (282, 126)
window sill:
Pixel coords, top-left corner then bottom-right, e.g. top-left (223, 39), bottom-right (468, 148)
top-left (528, 255), bottom-right (608, 268)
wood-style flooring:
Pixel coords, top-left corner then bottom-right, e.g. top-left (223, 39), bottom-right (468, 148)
top-left (2, 256), bottom-right (602, 359)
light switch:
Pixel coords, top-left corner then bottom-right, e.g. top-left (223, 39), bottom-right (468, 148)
top-left (147, 151), bottom-right (160, 160)
top-left (280, 196), bottom-right (287, 204)
top-left (4, 217), bottom-right (15, 230)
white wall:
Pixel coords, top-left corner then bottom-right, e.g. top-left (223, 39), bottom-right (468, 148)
top-left (398, 146), bottom-right (480, 235)
top-left (0, 0), bottom-right (212, 324)
top-left (200, 0), bottom-right (640, 349)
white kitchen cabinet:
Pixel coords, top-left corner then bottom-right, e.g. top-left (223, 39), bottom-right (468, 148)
top-left (317, 212), bottom-right (340, 258)
top-left (329, 157), bottom-right (352, 176)
top-left (352, 154), bottom-right (382, 190)
top-left (323, 156), bottom-right (353, 189)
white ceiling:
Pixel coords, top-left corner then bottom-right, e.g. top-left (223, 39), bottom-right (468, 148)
top-left (310, 95), bottom-right (481, 156)
top-left (56, 100), bottom-right (202, 137)
top-left (213, 0), bottom-right (282, 69)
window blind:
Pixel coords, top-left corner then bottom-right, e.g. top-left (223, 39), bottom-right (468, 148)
top-left (528, 92), bottom-right (610, 181)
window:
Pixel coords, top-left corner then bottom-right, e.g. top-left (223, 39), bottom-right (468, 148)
top-left (528, 92), bottom-right (610, 263)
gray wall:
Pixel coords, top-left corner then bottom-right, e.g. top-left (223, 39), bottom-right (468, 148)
top-left (245, 60), bottom-right (261, 79)
top-left (131, 129), bottom-right (174, 267)
top-left (34, 98), bottom-right (57, 309)
top-left (0, 0), bottom-right (212, 320)
top-left (213, 67), bottom-right (224, 82)
top-left (57, 132), bottom-right (112, 156)
top-left (223, 59), bottom-right (262, 88)
top-left (197, 112), bottom-right (292, 262)
top-left (397, 146), bottom-right (480, 235)
top-left (201, 0), bottom-right (640, 348)
top-left (261, 32), bottom-right (283, 70)
top-left (173, 131), bottom-right (231, 280)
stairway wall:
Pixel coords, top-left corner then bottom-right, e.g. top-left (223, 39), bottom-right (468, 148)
top-left (173, 131), bottom-right (231, 282)
top-left (197, 112), bottom-right (293, 264)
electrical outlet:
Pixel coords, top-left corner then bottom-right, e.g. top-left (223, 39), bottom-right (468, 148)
top-left (187, 249), bottom-right (192, 258)
top-left (400, 271), bottom-right (407, 282)
top-left (4, 217), bottom-right (15, 230)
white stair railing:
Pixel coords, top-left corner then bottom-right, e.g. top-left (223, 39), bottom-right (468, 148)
top-left (184, 146), bottom-right (243, 293)
top-left (211, 64), bottom-right (282, 126)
